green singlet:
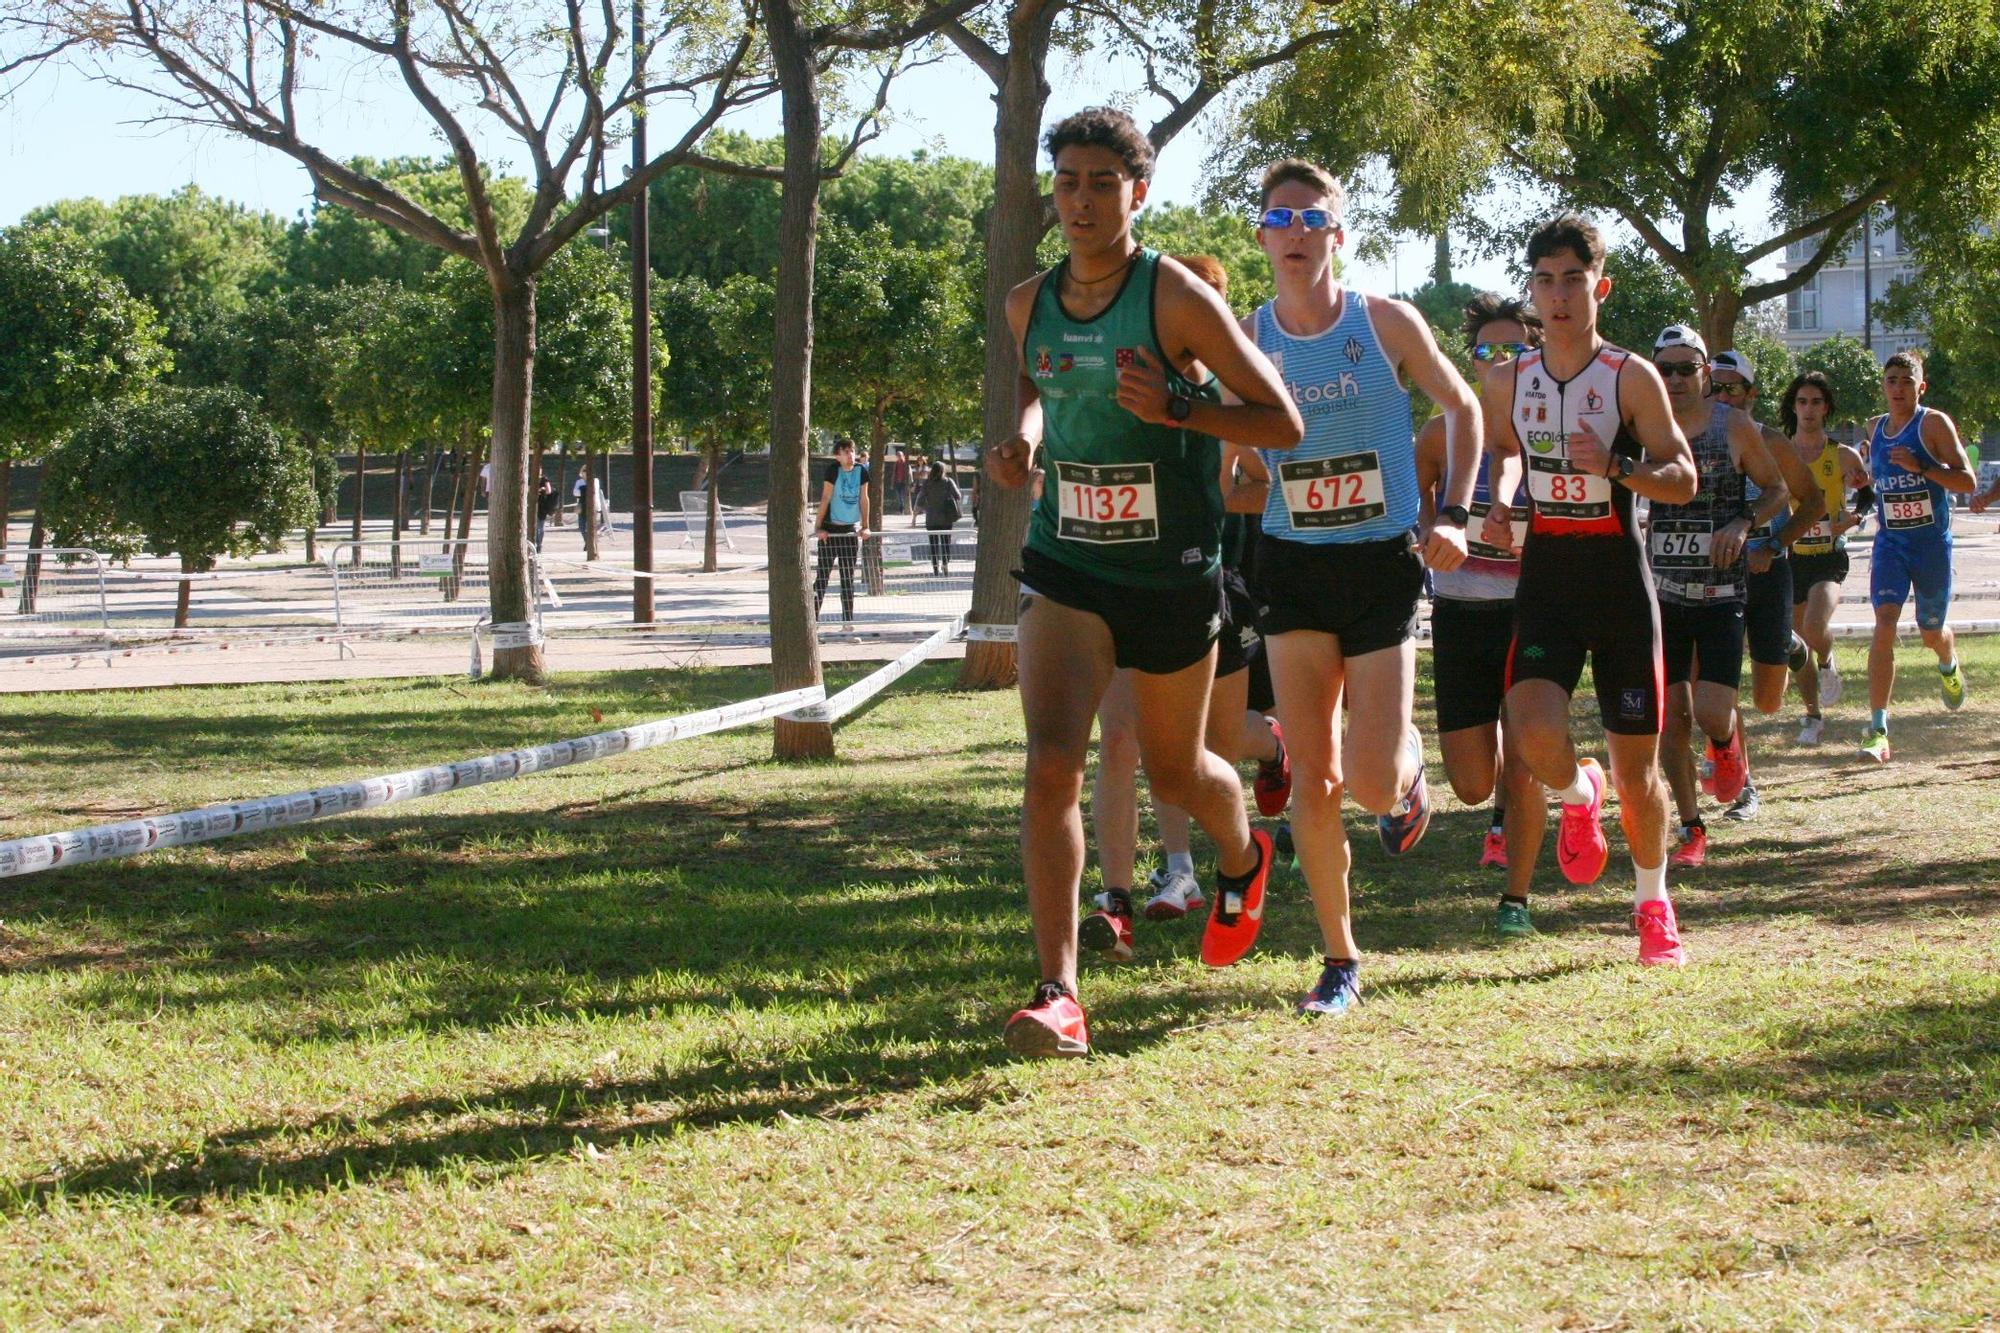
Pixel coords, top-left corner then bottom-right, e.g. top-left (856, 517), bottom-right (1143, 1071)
top-left (1023, 248), bottom-right (1223, 589)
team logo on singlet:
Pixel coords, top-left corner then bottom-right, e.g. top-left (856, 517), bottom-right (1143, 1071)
top-left (1035, 347), bottom-right (1054, 378)
top-left (1057, 353), bottom-right (1075, 373)
top-left (1586, 388), bottom-right (1604, 413)
top-left (1115, 347), bottom-right (1136, 368)
top-left (1344, 337), bottom-right (1364, 365)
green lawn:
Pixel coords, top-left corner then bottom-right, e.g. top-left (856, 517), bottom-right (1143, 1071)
top-left (0, 642), bottom-right (1996, 1327)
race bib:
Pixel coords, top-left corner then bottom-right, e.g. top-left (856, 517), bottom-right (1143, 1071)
top-left (1648, 519), bottom-right (1713, 571)
top-left (1277, 451), bottom-right (1386, 530)
top-left (1466, 500), bottom-right (1524, 562)
top-left (1883, 490), bottom-right (1936, 530)
top-left (1055, 460), bottom-right (1158, 544)
top-left (1527, 454), bottom-right (1612, 520)
top-left (1795, 518), bottom-right (1835, 554)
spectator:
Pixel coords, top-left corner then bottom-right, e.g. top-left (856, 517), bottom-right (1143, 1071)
top-left (534, 477), bottom-right (558, 551)
top-left (919, 462), bottom-right (963, 575)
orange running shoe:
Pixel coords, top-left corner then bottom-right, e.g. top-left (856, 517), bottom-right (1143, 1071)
top-left (1668, 823), bottom-right (1708, 869)
top-left (1004, 981), bottom-right (1090, 1057)
top-left (1708, 727), bottom-right (1747, 804)
top-left (1200, 827), bottom-right (1273, 968)
top-left (1479, 828), bottom-right (1508, 869)
top-left (1555, 758), bottom-right (1610, 886)
top-left (1253, 720), bottom-right (1293, 817)
top-left (1633, 898), bottom-right (1687, 968)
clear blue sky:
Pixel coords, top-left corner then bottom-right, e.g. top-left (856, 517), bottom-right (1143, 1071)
top-left (0, 41), bottom-right (1777, 301)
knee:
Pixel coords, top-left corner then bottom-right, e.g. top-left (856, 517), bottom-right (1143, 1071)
top-left (1447, 767), bottom-right (1495, 807)
top-left (1144, 755), bottom-right (1204, 810)
top-left (1693, 701), bottom-right (1734, 738)
top-left (1024, 745), bottom-right (1086, 803)
top-left (1097, 726), bottom-right (1140, 778)
top-left (1501, 753), bottom-right (1539, 799)
top-left (1608, 754), bottom-right (1660, 802)
top-left (1291, 753), bottom-right (1346, 810)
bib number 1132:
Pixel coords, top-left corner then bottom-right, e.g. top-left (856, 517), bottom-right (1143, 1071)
top-left (1055, 460), bottom-right (1159, 544)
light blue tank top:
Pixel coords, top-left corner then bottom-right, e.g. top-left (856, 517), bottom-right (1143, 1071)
top-left (1255, 293), bottom-right (1418, 545)
top-left (1870, 407), bottom-right (1952, 544)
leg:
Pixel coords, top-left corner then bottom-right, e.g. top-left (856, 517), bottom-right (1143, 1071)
top-left (812, 539), bottom-right (835, 613)
top-left (1090, 670), bottom-right (1142, 899)
top-left (1661, 682), bottom-right (1701, 826)
top-left (1605, 731), bottom-right (1671, 874)
top-left (1017, 595), bottom-right (1119, 992)
top-left (1868, 602), bottom-right (1901, 712)
top-left (1128, 649), bottom-right (1255, 878)
top-left (837, 535), bottom-right (858, 619)
top-left (1499, 723), bottom-right (1544, 903)
top-left (1750, 661), bottom-right (1788, 717)
top-left (1506, 678), bottom-right (1586, 792)
top-left (1439, 723), bottom-right (1500, 808)
top-left (1340, 640), bottom-right (1420, 816)
top-left (1792, 596), bottom-right (1822, 714)
top-left (1267, 631), bottom-right (1358, 960)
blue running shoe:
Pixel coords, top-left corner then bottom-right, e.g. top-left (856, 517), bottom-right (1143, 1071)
top-left (1298, 958), bottom-right (1360, 1016)
top-left (1376, 727), bottom-right (1433, 856)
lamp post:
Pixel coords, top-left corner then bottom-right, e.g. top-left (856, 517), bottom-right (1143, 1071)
top-left (1862, 208), bottom-right (1874, 355)
top-left (629, 0), bottom-right (655, 624)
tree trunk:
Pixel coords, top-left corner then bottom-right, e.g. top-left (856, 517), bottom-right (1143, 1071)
top-left (864, 404), bottom-right (891, 595)
top-left (765, 0), bottom-right (832, 760)
top-left (454, 432), bottom-right (483, 601)
top-left (582, 450), bottom-right (600, 562)
top-left (19, 507), bottom-right (43, 614)
top-left (421, 447), bottom-right (440, 536)
top-left (960, 8), bottom-right (1057, 689)
top-left (1699, 286), bottom-right (1745, 356)
top-left (1433, 230), bottom-right (1452, 286)
top-left (391, 449), bottom-right (409, 579)
top-left (442, 440), bottom-right (465, 552)
top-left (704, 430), bottom-right (722, 574)
top-left (0, 458), bottom-right (10, 560)
top-left (481, 272), bottom-right (542, 681)
top-left (174, 556), bottom-right (193, 630)
top-left (349, 443), bottom-right (366, 567)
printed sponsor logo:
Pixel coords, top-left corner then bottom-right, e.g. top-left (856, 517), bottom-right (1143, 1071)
top-left (1621, 688), bottom-right (1647, 718)
top-left (1182, 547), bottom-right (1205, 565)
top-left (1057, 353), bottom-right (1074, 373)
top-left (1586, 388), bottom-right (1604, 413)
top-left (1521, 644), bottom-right (1546, 660)
top-left (1061, 332), bottom-right (1101, 344)
top-left (1290, 373), bottom-right (1361, 405)
top-left (1343, 336), bottom-right (1365, 365)
top-left (1034, 347), bottom-right (1053, 378)
top-left (1115, 347), bottom-right (1137, 368)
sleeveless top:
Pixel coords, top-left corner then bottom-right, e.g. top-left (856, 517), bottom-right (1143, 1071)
top-left (1869, 407), bottom-right (1952, 545)
top-left (1432, 456), bottom-right (1520, 602)
top-left (826, 464), bottom-right (865, 527)
top-left (1791, 439), bottom-right (1849, 557)
top-left (1648, 402), bottom-right (1745, 605)
top-left (1509, 344), bottom-right (1644, 547)
top-left (1023, 248), bottom-right (1223, 588)
top-left (1253, 292), bottom-right (1418, 545)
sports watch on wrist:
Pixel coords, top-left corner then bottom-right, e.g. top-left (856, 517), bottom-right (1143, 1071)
top-left (1608, 453), bottom-right (1637, 482)
top-left (1166, 392), bottom-right (1193, 423)
top-left (1438, 504), bottom-right (1470, 527)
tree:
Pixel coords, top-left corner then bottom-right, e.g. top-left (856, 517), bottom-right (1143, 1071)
top-left (1795, 334), bottom-right (1884, 433)
top-left (22, 186), bottom-right (286, 356)
top-left (0, 224), bottom-right (168, 561)
top-left (657, 272), bottom-right (774, 570)
top-left (281, 158), bottom-right (531, 292)
top-left (1877, 226), bottom-right (2000, 437)
top-left (1728, 329), bottom-right (1795, 428)
top-left (1241, 0), bottom-right (2000, 352)
top-left (7, 1), bottom-right (781, 682)
top-left (1595, 240), bottom-right (1696, 355)
top-left (1132, 201), bottom-right (1280, 314)
top-left (41, 387), bottom-right (317, 627)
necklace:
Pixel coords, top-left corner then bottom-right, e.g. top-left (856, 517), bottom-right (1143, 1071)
top-left (1064, 252), bottom-right (1137, 288)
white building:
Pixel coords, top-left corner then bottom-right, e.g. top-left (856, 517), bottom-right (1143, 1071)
top-left (1780, 212), bottom-right (1924, 363)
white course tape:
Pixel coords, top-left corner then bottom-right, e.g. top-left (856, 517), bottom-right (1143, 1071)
top-left (0, 684), bottom-right (825, 881)
top-left (782, 616), bottom-right (966, 724)
top-left (964, 623), bottom-right (1017, 643)
top-left (490, 621), bottom-right (544, 650)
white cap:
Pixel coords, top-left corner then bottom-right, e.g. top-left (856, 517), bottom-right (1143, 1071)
top-left (1653, 324), bottom-right (1708, 358)
top-left (1708, 349), bottom-right (1756, 384)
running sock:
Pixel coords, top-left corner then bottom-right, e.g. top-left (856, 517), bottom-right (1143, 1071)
top-left (1555, 764), bottom-right (1597, 805)
top-left (1634, 861), bottom-right (1668, 906)
top-left (1215, 838), bottom-right (1266, 894)
top-left (1489, 804), bottom-right (1505, 834)
top-left (1500, 894), bottom-right (1528, 908)
top-left (1871, 708), bottom-right (1889, 733)
top-left (1166, 851), bottom-right (1195, 879)
top-left (1940, 658), bottom-right (1960, 677)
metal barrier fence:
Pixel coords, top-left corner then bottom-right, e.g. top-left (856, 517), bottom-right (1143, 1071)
top-left (0, 549), bottom-right (111, 656)
top-left (678, 491), bottom-right (737, 551)
top-left (326, 538), bottom-right (510, 630)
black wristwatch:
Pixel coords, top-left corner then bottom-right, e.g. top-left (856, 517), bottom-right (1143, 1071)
top-left (1438, 504), bottom-right (1470, 527)
top-left (1166, 393), bottom-right (1193, 423)
top-left (1608, 453), bottom-right (1636, 482)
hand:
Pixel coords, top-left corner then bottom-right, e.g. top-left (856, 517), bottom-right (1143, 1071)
top-left (1972, 489), bottom-right (1995, 514)
top-left (1567, 421), bottom-right (1611, 478)
top-left (1746, 544), bottom-right (1774, 575)
top-left (986, 435), bottom-right (1035, 489)
top-left (813, 528), bottom-right (825, 543)
top-left (1833, 510), bottom-right (1862, 534)
top-left (1481, 501), bottom-right (1517, 554)
top-left (1712, 517), bottom-right (1751, 569)
top-left (1889, 445), bottom-right (1924, 475)
top-left (1422, 519), bottom-right (1469, 573)
top-left (1114, 346), bottom-right (1172, 424)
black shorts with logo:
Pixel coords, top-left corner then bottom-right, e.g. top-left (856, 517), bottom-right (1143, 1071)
top-left (1744, 557), bottom-right (1794, 667)
top-left (1432, 596), bottom-right (1515, 733)
top-left (1015, 545), bottom-right (1223, 677)
top-left (1659, 599), bottom-right (1747, 690)
top-left (1791, 549), bottom-right (1850, 603)
top-left (1252, 533), bottom-right (1424, 658)
top-left (1214, 568), bottom-right (1258, 681)
top-left (1509, 539), bottom-right (1663, 736)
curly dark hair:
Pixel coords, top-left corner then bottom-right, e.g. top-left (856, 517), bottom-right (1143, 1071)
top-left (1526, 212), bottom-right (1607, 270)
top-left (1044, 107), bottom-right (1155, 182)
top-left (1780, 371), bottom-right (1837, 436)
top-left (1461, 292), bottom-right (1544, 352)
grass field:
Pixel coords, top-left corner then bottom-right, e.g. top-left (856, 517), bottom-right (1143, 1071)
top-left (1, 640), bottom-right (1997, 1328)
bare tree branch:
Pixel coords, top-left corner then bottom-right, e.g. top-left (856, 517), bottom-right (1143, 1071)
top-left (939, 17), bottom-right (1004, 83)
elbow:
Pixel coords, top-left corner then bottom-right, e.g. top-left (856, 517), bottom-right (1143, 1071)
top-left (1666, 469), bottom-right (1699, 505)
top-left (1273, 405), bottom-right (1305, 449)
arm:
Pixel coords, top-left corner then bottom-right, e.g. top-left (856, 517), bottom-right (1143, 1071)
top-left (1414, 415), bottom-right (1447, 538)
top-left (1127, 261), bottom-right (1303, 449)
top-left (1222, 443), bottom-right (1270, 515)
top-left (1916, 410), bottom-right (1978, 494)
top-left (859, 469), bottom-right (872, 536)
top-left (1578, 357), bottom-right (1695, 504)
top-left (1758, 422), bottom-right (1821, 552)
top-left (814, 476), bottom-right (833, 538)
top-left (986, 278), bottom-right (1045, 489)
top-left (1972, 472), bottom-right (2000, 514)
top-left (1377, 298), bottom-right (1479, 571)
top-left (1722, 414), bottom-right (1787, 571)
top-left (1477, 363), bottom-right (1526, 553)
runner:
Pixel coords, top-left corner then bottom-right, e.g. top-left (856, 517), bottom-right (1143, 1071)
top-left (1084, 255), bottom-right (1289, 960)
top-left (1225, 159), bottom-right (1482, 1015)
top-left (1856, 351), bottom-right (1977, 762)
top-left (1477, 213), bottom-right (1697, 967)
top-left (1700, 349), bottom-right (1825, 822)
top-left (1415, 292), bottom-right (1543, 932)
top-left (1643, 327), bottom-right (1792, 870)
top-left (992, 109), bottom-right (1301, 1057)
top-left (1780, 371), bottom-right (1870, 744)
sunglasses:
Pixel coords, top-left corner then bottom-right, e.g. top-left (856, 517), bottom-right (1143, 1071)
top-left (1656, 361), bottom-right (1704, 378)
top-left (1710, 378), bottom-right (1753, 394)
top-left (1257, 207), bottom-right (1339, 231)
top-left (1472, 341), bottom-right (1532, 363)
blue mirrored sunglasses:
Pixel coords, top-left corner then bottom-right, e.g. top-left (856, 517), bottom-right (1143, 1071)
top-left (1257, 207), bottom-right (1338, 231)
top-left (1472, 341), bottom-right (1532, 363)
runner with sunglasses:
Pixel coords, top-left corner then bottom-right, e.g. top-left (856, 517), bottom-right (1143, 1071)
top-left (1700, 350), bottom-right (1823, 821)
top-left (1645, 327), bottom-right (1792, 870)
top-left (991, 109), bottom-right (1301, 1058)
top-left (1478, 214), bottom-right (1697, 968)
top-left (1415, 293), bottom-right (1543, 934)
top-left (1225, 159), bottom-right (1482, 1015)
top-left (1779, 371), bottom-right (1869, 745)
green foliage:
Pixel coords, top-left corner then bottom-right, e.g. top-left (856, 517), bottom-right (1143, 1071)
top-left (41, 386), bottom-right (317, 567)
top-left (1876, 227), bottom-right (2000, 437)
top-left (1727, 328), bottom-right (1795, 427)
top-left (656, 273), bottom-right (775, 451)
top-left (282, 158), bottom-right (534, 291)
top-left (1794, 333), bottom-right (1883, 429)
top-left (813, 224), bottom-right (981, 443)
top-left (1132, 203), bottom-right (1275, 315)
top-left (332, 277), bottom-right (487, 450)
top-left (22, 187), bottom-right (286, 356)
top-left (0, 225), bottom-right (169, 460)
top-left (533, 243), bottom-right (668, 449)
top-left (183, 286), bottom-right (367, 447)
top-left (1598, 242), bottom-right (1696, 356)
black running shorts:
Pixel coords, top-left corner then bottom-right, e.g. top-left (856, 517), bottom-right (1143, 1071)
top-left (1214, 569), bottom-right (1258, 681)
top-left (1744, 557), bottom-right (1794, 667)
top-left (1431, 596), bottom-right (1514, 734)
top-left (1252, 533), bottom-right (1423, 658)
top-left (1791, 549), bottom-right (1849, 604)
top-left (1658, 599), bottom-right (1747, 690)
top-left (1015, 545), bottom-right (1223, 677)
top-left (1508, 541), bottom-right (1663, 736)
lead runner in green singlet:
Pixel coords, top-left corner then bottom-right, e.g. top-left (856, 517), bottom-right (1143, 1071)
top-left (991, 107), bottom-right (1304, 1060)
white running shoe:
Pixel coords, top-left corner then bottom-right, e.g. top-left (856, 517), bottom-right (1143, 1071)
top-left (1796, 715), bottom-right (1825, 746)
top-left (1141, 866), bottom-right (1206, 920)
top-left (1818, 658), bottom-right (1842, 707)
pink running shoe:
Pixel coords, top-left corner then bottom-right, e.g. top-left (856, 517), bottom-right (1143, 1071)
top-left (1633, 899), bottom-right (1687, 968)
top-left (1479, 829), bottom-right (1508, 869)
top-left (1004, 981), bottom-right (1090, 1057)
top-left (1668, 823), bottom-right (1708, 869)
top-left (1555, 758), bottom-right (1610, 887)
top-left (1708, 728), bottom-right (1747, 804)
